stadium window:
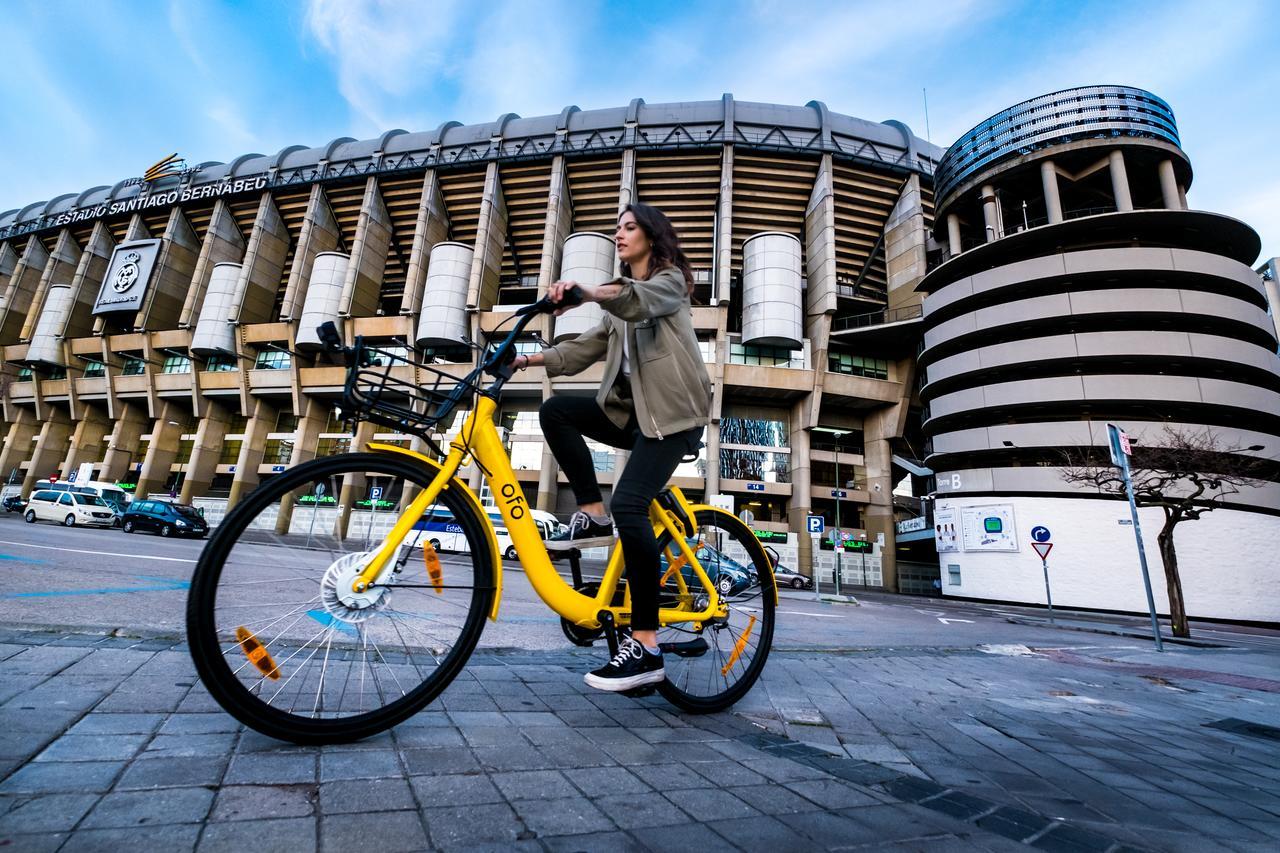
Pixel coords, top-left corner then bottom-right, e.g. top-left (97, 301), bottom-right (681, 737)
top-left (161, 354), bottom-right (192, 374)
top-left (121, 356), bottom-right (146, 376)
top-left (83, 360), bottom-right (106, 378)
top-left (828, 353), bottom-right (888, 380)
top-left (254, 349), bottom-right (291, 370)
top-left (46, 366), bottom-right (67, 380)
top-left (17, 367), bottom-right (32, 380)
top-left (203, 354), bottom-right (237, 372)
top-left (729, 342), bottom-right (804, 368)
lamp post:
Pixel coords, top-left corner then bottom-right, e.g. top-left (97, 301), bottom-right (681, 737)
top-left (814, 427), bottom-right (851, 599)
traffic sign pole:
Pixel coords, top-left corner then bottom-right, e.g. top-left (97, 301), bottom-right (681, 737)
top-left (1108, 423), bottom-right (1164, 652)
top-left (1031, 541), bottom-right (1055, 624)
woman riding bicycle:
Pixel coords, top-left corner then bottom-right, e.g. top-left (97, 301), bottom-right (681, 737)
top-left (511, 202), bottom-right (712, 691)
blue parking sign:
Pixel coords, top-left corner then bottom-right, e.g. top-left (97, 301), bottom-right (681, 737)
top-left (806, 515), bottom-right (824, 534)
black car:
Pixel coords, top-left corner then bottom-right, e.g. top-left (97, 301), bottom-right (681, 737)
top-left (121, 500), bottom-right (209, 538)
top-left (2, 495), bottom-right (26, 513)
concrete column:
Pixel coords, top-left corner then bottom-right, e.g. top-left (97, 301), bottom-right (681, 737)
top-left (340, 176), bottom-right (393, 319)
top-left (1040, 162), bottom-right (1063, 225)
top-left (279, 185), bottom-right (340, 322)
top-left (64, 221), bottom-right (115, 340)
top-left (1, 237), bottom-right (49, 343)
top-left (1158, 159), bottom-right (1182, 210)
top-left (232, 193), bottom-right (290, 326)
top-left (788, 413), bottom-right (813, 580)
top-left (980, 184), bottom-right (1002, 241)
top-left (271, 397), bottom-right (329, 532)
top-left (21, 229), bottom-right (81, 342)
top-left (466, 161), bottom-right (507, 311)
top-left (99, 403), bottom-right (150, 484)
top-left (401, 170), bottom-right (449, 316)
top-left (22, 410), bottom-right (73, 495)
top-left (884, 174), bottom-right (928, 311)
top-left (946, 214), bottom-right (962, 257)
top-left (227, 398), bottom-right (278, 509)
top-left (181, 199), bottom-right (246, 329)
top-left (333, 420), bottom-right (376, 540)
top-left (138, 206), bottom-right (200, 331)
top-left (862, 410), bottom-right (899, 593)
top-left (1108, 150), bottom-right (1133, 212)
top-left (714, 145), bottom-right (734, 304)
top-left (60, 408), bottom-right (111, 480)
top-left (0, 408), bottom-right (38, 490)
top-left (180, 402), bottom-right (234, 503)
top-left (133, 401), bottom-right (189, 500)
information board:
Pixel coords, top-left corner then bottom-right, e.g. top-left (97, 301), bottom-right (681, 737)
top-left (934, 506), bottom-right (960, 553)
top-left (960, 504), bottom-right (1018, 552)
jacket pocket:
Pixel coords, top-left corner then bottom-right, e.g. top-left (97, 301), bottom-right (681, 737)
top-left (635, 319), bottom-right (671, 362)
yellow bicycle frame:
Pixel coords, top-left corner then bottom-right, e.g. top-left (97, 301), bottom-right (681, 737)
top-left (349, 396), bottom-right (754, 630)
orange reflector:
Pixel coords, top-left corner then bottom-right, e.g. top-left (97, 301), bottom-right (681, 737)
top-left (660, 553), bottom-right (688, 586)
top-left (235, 626), bottom-right (280, 680)
top-left (720, 614), bottom-right (756, 676)
top-left (424, 543), bottom-right (443, 594)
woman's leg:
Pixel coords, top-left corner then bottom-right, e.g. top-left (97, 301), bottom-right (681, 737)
top-left (610, 427), bottom-right (703, 634)
top-left (539, 395), bottom-right (634, 506)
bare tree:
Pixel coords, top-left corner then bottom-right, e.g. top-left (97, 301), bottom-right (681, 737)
top-left (1061, 426), bottom-right (1270, 638)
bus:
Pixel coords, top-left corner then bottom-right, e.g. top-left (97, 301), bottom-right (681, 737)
top-left (416, 505), bottom-right (563, 560)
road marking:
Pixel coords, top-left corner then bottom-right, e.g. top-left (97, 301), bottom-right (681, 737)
top-left (3, 576), bottom-right (190, 598)
top-left (745, 607), bottom-right (843, 619)
top-left (937, 617), bottom-right (974, 625)
top-left (0, 553), bottom-right (51, 564)
top-left (0, 539), bottom-right (197, 563)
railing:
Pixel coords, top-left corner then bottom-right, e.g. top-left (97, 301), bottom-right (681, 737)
top-left (832, 304), bottom-right (923, 332)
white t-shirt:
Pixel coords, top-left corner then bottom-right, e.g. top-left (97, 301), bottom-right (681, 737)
top-left (621, 325), bottom-right (631, 376)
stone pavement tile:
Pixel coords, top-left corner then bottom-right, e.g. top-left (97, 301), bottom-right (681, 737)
top-left (565, 766), bottom-right (652, 797)
top-left (447, 710), bottom-right (507, 727)
top-left (3, 681), bottom-right (114, 712)
top-left (61, 824), bottom-right (202, 852)
top-left (1169, 811), bottom-right (1275, 843)
top-left (457, 725), bottom-right (514, 747)
top-left (61, 650), bottom-right (151, 677)
top-left (159, 713), bottom-right (241, 735)
top-left (558, 710), bottom-right (614, 727)
top-left (196, 816), bottom-right (317, 853)
top-left (0, 831), bottom-right (65, 853)
top-left (67, 712), bottom-right (166, 736)
top-left (440, 694), bottom-right (500, 711)
top-left (541, 830), bottom-right (649, 852)
top-left (708, 813), bottom-right (815, 850)
top-left (1, 647), bottom-right (90, 674)
top-left (1197, 795), bottom-right (1280, 823)
top-left (223, 752), bottom-right (317, 785)
top-left (597, 790), bottom-right (693, 831)
top-left (0, 760), bottom-right (124, 794)
top-left (175, 691), bottom-right (224, 713)
top-left (729, 783), bottom-right (824, 816)
top-left (663, 787), bottom-right (761, 821)
top-left (1030, 821), bottom-right (1126, 853)
top-left (775, 809), bottom-right (896, 848)
top-left (974, 805), bottom-right (1053, 843)
top-left (630, 762), bottom-right (706, 791)
top-left (422, 802), bottom-right (525, 847)
top-left (577, 726), bottom-right (649, 747)
top-left (234, 730), bottom-right (304, 753)
top-left (209, 784), bottom-right (316, 821)
top-left (33, 733), bottom-right (150, 763)
top-left (409, 772), bottom-right (504, 808)
top-left (1240, 819), bottom-right (1280, 840)
top-left (319, 777), bottom-right (415, 814)
top-left (503, 711), bottom-right (564, 727)
top-left (401, 746), bottom-right (482, 776)
top-left (517, 795), bottom-right (615, 836)
top-left (1014, 796), bottom-right (1112, 824)
top-left (473, 744), bottom-right (557, 772)
top-left (633, 821), bottom-right (740, 853)
top-left (92, 689), bottom-right (187, 713)
top-left (0, 709), bottom-right (81, 738)
top-left (396, 710), bottom-right (451, 728)
top-left (322, 809), bottom-right (428, 853)
top-left (80, 786), bottom-right (214, 829)
top-left (116, 755), bottom-right (229, 790)
top-left (0, 792), bottom-right (98, 834)
top-left (739, 753), bottom-right (832, 782)
top-left (540, 741), bottom-right (620, 770)
top-left (521, 725), bottom-right (592, 747)
top-left (689, 760), bottom-right (768, 788)
top-left (318, 748), bottom-right (401, 781)
top-left (490, 769), bottom-right (578, 801)
top-left (143, 732), bottom-right (238, 759)
top-left (393, 725), bottom-right (466, 748)
top-left (784, 777), bottom-right (882, 810)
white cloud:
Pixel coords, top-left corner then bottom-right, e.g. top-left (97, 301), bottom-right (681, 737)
top-left (305, 0), bottom-right (465, 132)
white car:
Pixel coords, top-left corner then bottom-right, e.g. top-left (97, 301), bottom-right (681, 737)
top-left (24, 489), bottom-right (117, 528)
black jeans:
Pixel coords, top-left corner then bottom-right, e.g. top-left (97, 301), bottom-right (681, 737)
top-left (539, 393), bottom-right (701, 632)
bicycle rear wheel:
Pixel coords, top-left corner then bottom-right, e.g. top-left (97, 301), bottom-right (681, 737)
top-left (655, 508), bottom-right (775, 713)
top-left (187, 453), bottom-right (495, 744)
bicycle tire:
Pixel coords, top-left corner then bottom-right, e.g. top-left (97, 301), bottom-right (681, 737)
top-left (655, 508), bottom-right (776, 713)
top-left (187, 452), bottom-right (495, 744)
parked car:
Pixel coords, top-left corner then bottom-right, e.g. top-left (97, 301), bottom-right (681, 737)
top-left (772, 565), bottom-right (813, 590)
top-left (24, 490), bottom-right (117, 527)
top-left (659, 540), bottom-right (755, 596)
top-left (2, 494), bottom-right (27, 513)
top-left (121, 500), bottom-right (209, 538)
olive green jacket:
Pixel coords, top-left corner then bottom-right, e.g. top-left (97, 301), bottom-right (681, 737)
top-left (540, 267), bottom-right (712, 439)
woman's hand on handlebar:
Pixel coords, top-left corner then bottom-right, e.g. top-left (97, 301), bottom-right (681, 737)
top-left (548, 280), bottom-right (591, 315)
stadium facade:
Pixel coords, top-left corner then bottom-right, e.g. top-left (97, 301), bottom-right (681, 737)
top-left (2, 89), bottom-right (1278, 618)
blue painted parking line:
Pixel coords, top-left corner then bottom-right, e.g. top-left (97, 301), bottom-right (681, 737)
top-left (305, 610), bottom-right (359, 635)
top-left (2, 576), bottom-right (190, 599)
top-left (0, 553), bottom-right (51, 564)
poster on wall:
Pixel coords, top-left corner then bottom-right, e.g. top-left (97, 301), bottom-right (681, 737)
top-left (960, 504), bottom-right (1018, 551)
top-left (934, 505), bottom-right (960, 553)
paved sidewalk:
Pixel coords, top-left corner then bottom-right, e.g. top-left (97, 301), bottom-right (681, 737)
top-left (1, 627), bottom-right (1278, 852)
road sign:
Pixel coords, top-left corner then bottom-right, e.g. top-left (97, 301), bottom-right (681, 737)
top-left (806, 515), bottom-right (824, 535)
top-left (1031, 542), bottom-right (1053, 560)
top-left (1106, 422), bottom-right (1132, 467)
top-left (67, 471), bottom-right (77, 482)
top-left (831, 489), bottom-right (848, 498)
top-left (746, 483), bottom-right (765, 492)
top-left (370, 486), bottom-right (383, 501)
top-left (738, 509), bottom-right (755, 526)
top-left (315, 483), bottom-right (326, 498)
top-left (1031, 526), bottom-right (1051, 543)
top-left (271, 465), bottom-right (286, 473)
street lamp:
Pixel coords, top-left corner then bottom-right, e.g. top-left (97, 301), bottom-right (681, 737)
top-left (814, 427), bottom-right (851, 599)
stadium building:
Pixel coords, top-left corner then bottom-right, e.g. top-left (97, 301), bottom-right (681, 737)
top-left (2, 88), bottom-right (1277, 617)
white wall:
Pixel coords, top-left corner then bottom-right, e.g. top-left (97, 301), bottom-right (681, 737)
top-left (935, 495), bottom-right (1280, 622)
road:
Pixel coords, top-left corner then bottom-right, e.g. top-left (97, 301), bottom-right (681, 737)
top-left (3, 512), bottom-right (1275, 655)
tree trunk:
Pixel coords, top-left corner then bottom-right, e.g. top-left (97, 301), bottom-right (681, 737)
top-left (1157, 515), bottom-right (1190, 638)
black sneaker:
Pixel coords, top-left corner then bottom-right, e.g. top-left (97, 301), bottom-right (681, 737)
top-left (584, 638), bottom-right (666, 692)
top-left (545, 511), bottom-right (614, 551)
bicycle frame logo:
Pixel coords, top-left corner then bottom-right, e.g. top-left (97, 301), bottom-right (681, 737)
top-left (500, 482), bottom-right (526, 519)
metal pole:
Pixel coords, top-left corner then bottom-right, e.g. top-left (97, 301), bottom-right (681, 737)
top-left (1121, 453), bottom-right (1164, 651)
top-left (1041, 558), bottom-right (1054, 623)
top-left (834, 454), bottom-right (842, 597)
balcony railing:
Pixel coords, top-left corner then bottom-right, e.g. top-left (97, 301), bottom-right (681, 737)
top-left (832, 304), bottom-right (923, 333)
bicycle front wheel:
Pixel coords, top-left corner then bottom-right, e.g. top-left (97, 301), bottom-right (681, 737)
top-left (187, 453), bottom-right (495, 744)
top-left (655, 508), bottom-right (776, 713)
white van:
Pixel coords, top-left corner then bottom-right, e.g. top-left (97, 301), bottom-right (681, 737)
top-left (34, 480), bottom-right (131, 525)
top-left (25, 489), bottom-right (117, 527)
top-left (415, 505), bottom-right (562, 559)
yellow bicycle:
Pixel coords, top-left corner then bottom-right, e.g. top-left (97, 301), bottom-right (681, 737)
top-left (187, 294), bottom-right (777, 744)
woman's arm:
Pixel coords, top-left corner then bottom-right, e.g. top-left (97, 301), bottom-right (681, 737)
top-left (549, 268), bottom-right (687, 322)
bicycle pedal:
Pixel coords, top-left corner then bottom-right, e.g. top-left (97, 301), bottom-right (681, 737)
top-left (622, 684), bottom-right (659, 698)
top-left (659, 638), bottom-right (709, 658)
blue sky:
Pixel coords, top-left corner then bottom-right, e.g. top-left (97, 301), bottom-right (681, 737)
top-left (3, 0), bottom-right (1277, 258)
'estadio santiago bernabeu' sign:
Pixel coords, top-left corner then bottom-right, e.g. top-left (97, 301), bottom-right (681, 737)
top-left (46, 176), bottom-right (272, 231)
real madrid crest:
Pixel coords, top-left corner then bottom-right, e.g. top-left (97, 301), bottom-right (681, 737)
top-left (113, 251), bottom-right (142, 293)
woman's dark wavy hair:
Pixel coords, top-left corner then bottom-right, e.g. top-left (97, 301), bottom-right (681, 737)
top-left (619, 202), bottom-right (695, 297)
